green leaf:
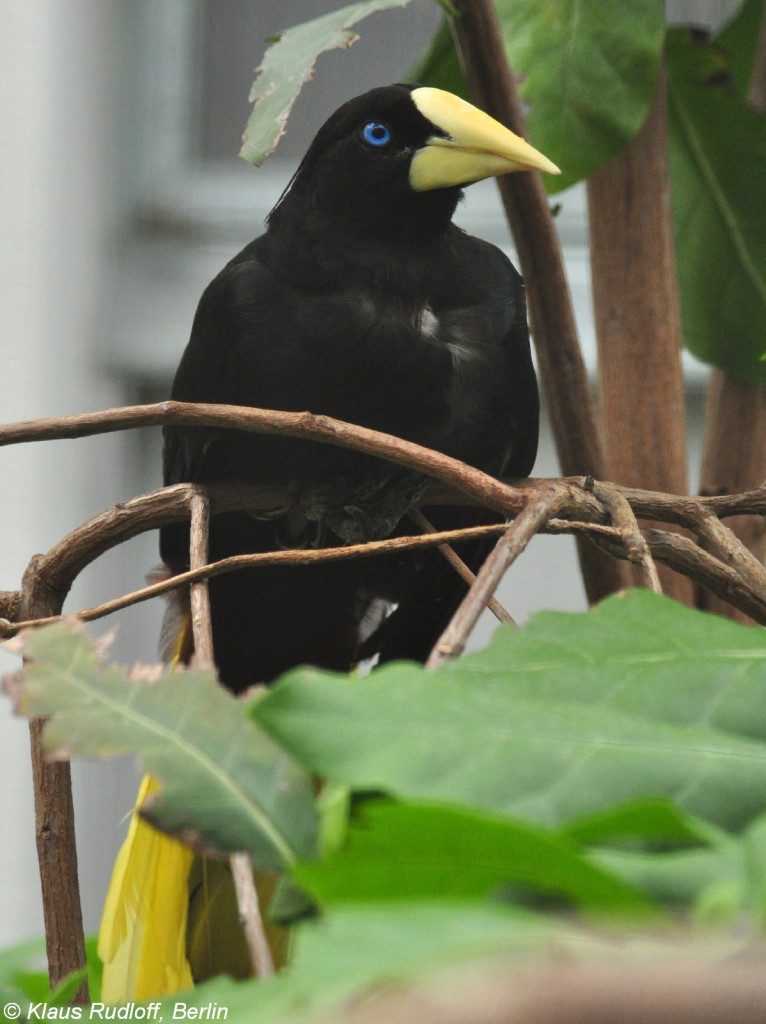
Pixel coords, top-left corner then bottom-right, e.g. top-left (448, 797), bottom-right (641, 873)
top-left (293, 799), bottom-right (655, 913)
top-left (415, 2), bottom-right (666, 192)
top-left (409, 16), bottom-right (466, 94)
top-left (591, 811), bottom-right (766, 924)
top-left (667, 27), bottom-right (766, 382)
top-left (7, 624), bottom-right (317, 868)
top-left (241, 0), bottom-right (418, 164)
top-left (0, 939), bottom-right (48, 1010)
top-left (558, 799), bottom-right (716, 850)
top-left (593, 843), bottom-right (745, 910)
top-left (741, 812), bottom-right (766, 924)
top-left (83, 935), bottom-right (103, 1005)
top-left (560, 804), bottom-right (745, 911)
top-left (254, 591), bottom-right (766, 830)
top-left (716, 0), bottom-right (765, 100)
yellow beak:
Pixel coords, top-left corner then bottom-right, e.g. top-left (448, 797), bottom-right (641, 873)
top-left (409, 87), bottom-right (560, 192)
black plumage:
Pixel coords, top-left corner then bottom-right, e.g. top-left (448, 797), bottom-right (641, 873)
top-left (160, 83), bottom-right (555, 691)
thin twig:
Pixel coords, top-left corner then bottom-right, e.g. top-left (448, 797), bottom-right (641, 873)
top-left (188, 492), bottom-right (214, 668)
top-left (589, 528), bottom-right (766, 625)
top-left (408, 508), bottom-right (516, 625)
top-left (426, 486), bottom-right (566, 670)
top-left (693, 509), bottom-right (766, 597)
top-left (614, 482), bottom-right (766, 524)
top-left (186, 491), bottom-right (273, 981)
top-left (18, 559), bottom-right (88, 999)
top-left (592, 483), bottom-right (662, 594)
top-left (1, 404), bottom-right (765, 632)
top-left (545, 520), bottom-right (623, 538)
top-left (0, 522), bottom-right (517, 637)
top-left (646, 529), bottom-right (766, 624)
top-left (230, 853), bottom-right (276, 980)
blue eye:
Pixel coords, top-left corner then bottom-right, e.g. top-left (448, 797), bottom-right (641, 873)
top-left (363, 121), bottom-right (392, 147)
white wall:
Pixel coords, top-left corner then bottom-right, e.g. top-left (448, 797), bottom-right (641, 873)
top-left (0, 0), bottom-right (141, 948)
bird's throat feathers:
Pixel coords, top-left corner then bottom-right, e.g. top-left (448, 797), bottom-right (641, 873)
top-left (266, 180), bottom-right (462, 292)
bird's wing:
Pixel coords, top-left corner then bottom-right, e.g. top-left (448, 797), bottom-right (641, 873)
top-left (160, 237), bottom-right (460, 562)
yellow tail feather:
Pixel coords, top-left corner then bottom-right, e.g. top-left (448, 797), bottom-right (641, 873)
top-left (99, 622), bottom-right (196, 1001)
top-left (98, 776), bottom-right (195, 1001)
top-left (99, 620), bottom-right (287, 998)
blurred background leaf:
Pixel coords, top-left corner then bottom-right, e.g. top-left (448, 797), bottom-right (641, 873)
top-left (667, 23), bottom-right (766, 382)
top-left (414, 0), bottom-right (666, 192)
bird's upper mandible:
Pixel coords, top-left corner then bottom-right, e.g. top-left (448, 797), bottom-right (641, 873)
top-left (407, 86), bottom-right (560, 190)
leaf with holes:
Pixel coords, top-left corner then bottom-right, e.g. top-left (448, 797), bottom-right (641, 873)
top-left (241, 0), bottom-right (420, 164)
top-left (4, 623), bottom-right (317, 868)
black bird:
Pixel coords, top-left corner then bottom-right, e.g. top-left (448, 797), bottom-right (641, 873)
top-left (99, 84), bottom-right (560, 1000)
top-left (160, 83), bottom-right (558, 691)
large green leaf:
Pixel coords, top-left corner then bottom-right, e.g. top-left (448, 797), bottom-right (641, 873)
top-left (240, 0), bottom-right (420, 164)
top-left (414, 2), bottom-right (666, 192)
top-left (6, 624), bottom-right (317, 868)
top-left (254, 590), bottom-right (766, 830)
top-left (667, 27), bottom-right (766, 382)
top-left (293, 799), bottom-right (654, 913)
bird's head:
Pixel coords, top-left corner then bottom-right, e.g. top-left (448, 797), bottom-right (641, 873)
top-left (268, 83), bottom-right (559, 260)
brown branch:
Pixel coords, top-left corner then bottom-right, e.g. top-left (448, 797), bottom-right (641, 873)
top-left (3, 477), bottom-right (766, 640)
top-left (692, 508), bottom-right (766, 596)
top-left (448, 0), bottom-right (624, 604)
top-left (0, 401), bottom-right (529, 519)
top-left (699, 377), bottom-right (766, 624)
top-left (18, 560), bottom-right (87, 1000)
top-left (748, 0), bottom-right (766, 110)
top-left (592, 483), bottom-right (662, 594)
top-left (325, 952), bottom-right (766, 1024)
top-left (646, 529), bottom-right (766, 625)
top-left (612, 483), bottom-right (766, 524)
top-left (426, 486), bottom-right (567, 669)
top-left (229, 853), bottom-right (275, 980)
top-left (188, 491), bottom-right (214, 669)
top-left (407, 508), bottom-right (516, 625)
